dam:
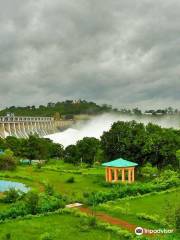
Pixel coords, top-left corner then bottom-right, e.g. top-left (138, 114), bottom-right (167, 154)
top-left (0, 115), bottom-right (74, 138)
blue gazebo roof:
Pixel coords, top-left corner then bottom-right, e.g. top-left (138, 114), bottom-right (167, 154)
top-left (102, 158), bottom-right (138, 168)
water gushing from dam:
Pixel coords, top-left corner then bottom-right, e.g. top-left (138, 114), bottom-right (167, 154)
top-left (45, 113), bottom-right (180, 148)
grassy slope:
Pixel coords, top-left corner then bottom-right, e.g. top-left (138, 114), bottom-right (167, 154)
top-left (0, 214), bottom-right (121, 240)
top-left (0, 161), bottom-right (179, 238)
top-left (96, 188), bottom-right (180, 229)
top-left (0, 161), bottom-right (107, 202)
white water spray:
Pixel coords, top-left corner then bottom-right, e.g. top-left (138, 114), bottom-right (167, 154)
top-left (45, 113), bottom-right (180, 147)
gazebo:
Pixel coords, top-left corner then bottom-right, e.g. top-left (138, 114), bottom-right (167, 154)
top-left (102, 158), bottom-right (138, 183)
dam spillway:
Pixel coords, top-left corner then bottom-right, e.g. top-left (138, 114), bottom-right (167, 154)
top-left (0, 116), bottom-right (74, 138)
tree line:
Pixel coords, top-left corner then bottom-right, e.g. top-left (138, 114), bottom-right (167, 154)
top-left (63, 121), bottom-right (180, 169)
top-left (0, 135), bottom-right (64, 169)
top-left (1, 100), bottom-right (179, 118)
top-left (0, 121), bottom-right (180, 169)
top-left (0, 100), bottom-right (114, 117)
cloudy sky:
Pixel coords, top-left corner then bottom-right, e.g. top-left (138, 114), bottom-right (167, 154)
top-left (0, 0), bottom-right (179, 110)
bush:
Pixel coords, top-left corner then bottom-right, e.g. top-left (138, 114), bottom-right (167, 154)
top-left (140, 163), bottom-right (158, 179)
top-left (3, 188), bottom-right (22, 203)
top-left (0, 191), bottom-right (66, 221)
top-left (40, 232), bottom-right (53, 240)
top-left (0, 201), bottom-right (28, 220)
top-left (87, 216), bottom-right (97, 227)
top-left (175, 207), bottom-right (180, 232)
top-left (44, 183), bottom-right (54, 196)
top-left (0, 149), bottom-right (16, 170)
top-left (38, 194), bottom-right (65, 213)
top-left (25, 191), bottom-right (39, 215)
top-left (4, 233), bottom-right (11, 240)
top-left (87, 174), bottom-right (180, 205)
top-left (66, 176), bottom-right (75, 183)
top-left (137, 213), bottom-right (167, 227)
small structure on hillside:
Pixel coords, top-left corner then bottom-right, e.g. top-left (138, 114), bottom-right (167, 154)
top-left (0, 149), bottom-right (4, 155)
top-left (102, 158), bottom-right (138, 183)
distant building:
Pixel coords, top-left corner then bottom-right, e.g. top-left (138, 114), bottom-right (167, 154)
top-left (6, 113), bottom-right (15, 117)
top-left (0, 149), bottom-right (4, 155)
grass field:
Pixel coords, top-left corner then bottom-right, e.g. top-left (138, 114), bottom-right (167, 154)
top-left (0, 213), bottom-right (121, 240)
top-left (0, 160), bottom-right (179, 239)
top-left (96, 188), bottom-right (180, 229)
top-left (0, 160), bottom-right (107, 202)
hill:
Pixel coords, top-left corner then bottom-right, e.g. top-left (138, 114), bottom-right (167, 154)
top-left (0, 100), bottom-right (114, 118)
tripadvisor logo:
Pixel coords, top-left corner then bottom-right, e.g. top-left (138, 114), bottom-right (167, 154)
top-left (135, 227), bottom-right (143, 235)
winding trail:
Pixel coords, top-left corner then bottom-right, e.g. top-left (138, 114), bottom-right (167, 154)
top-left (79, 207), bottom-right (155, 237)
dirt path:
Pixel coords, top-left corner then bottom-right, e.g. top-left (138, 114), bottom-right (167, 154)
top-left (79, 207), bottom-right (154, 237)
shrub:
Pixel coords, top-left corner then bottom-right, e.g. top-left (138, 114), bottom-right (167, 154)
top-left (0, 201), bottom-right (28, 220)
top-left (175, 207), bottom-right (180, 232)
top-left (25, 191), bottom-right (39, 215)
top-left (40, 232), bottom-right (53, 240)
top-left (38, 194), bottom-right (65, 213)
top-left (87, 216), bottom-right (97, 227)
top-left (66, 176), bottom-right (75, 183)
top-left (140, 163), bottom-right (158, 179)
top-left (137, 213), bottom-right (167, 227)
top-left (44, 183), bottom-right (54, 196)
top-left (3, 188), bottom-right (21, 203)
top-left (87, 174), bottom-right (180, 205)
top-left (0, 149), bottom-right (17, 170)
top-left (83, 192), bottom-right (90, 198)
top-left (4, 233), bottom-right (11, 240)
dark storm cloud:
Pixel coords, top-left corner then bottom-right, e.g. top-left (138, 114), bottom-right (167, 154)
top-left (0, 0), bottom-right (179, 109)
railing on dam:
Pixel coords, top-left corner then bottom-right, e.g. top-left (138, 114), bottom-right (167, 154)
top-left (0, 116), bottom-right (53, 123)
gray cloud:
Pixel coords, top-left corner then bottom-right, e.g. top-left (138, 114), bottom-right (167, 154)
top-left (0, 0), bottom-right (179, 110)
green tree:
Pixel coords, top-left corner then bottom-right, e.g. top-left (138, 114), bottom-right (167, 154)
top-left (0, 149), bottom-right (16, 170)
top-left (49, 143), bottom-right (64, 159)
top-left (64, 145), bottom-right (78, 164)
top-left (101, 121), bottom-right (180, 168)
top-left (176, 150), bottom-right (180, 169)
top-left (76, 137), bottom-right (100, 166)
top-left (5, 136), bottom-right (22, 156)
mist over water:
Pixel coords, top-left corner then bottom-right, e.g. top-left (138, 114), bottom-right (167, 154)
top-left (45, 114), bottom-right (180, 147)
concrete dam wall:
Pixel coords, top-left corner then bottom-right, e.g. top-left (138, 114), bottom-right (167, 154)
top-left (0, 116), bottom-right (74, 138)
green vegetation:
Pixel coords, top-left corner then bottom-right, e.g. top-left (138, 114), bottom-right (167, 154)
top-left (0, 100), bottom-right (179, 118)
top-left (64, 137), bottom-right (102, 166)
top-left (101, 121), bottom-right (180, 168)
top-left (0, 135), bottom-right (64, 161)
top-left (0, 119), bottom-right (180, 239)
top-left (0, 212), bottom-right (122, 240)
top-left (0, 149), bottom-right (16, 170)
top-left (87, 169), bottom-right (180, 205)
top-left (0, 160), bottom-right (179, 239)
top-left (0, 100), bottom-right (114, 118)
top-left (0, 162), bottom-right (107, 201)
top-left (96, 189), bottom-right (180, 228)
top-left (1, 120), bottom-right (180, 169)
